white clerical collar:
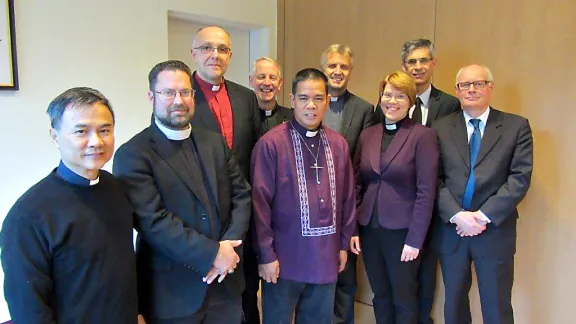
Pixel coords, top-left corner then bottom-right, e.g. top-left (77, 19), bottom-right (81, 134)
top-left (330, 96), bottom-right (338, 102)
top-left (385, 124), bottom-right (397, 130)
top-left (306, 130), bottom-right (318, 137)
top-left (212, 84), bottom-right (220, 91)
top-left (155, 118), bottom-right (191, 140)
top-left (265, 109), bottom-right (273, 116)
top-left (417, 84), bottom-right (432, 107)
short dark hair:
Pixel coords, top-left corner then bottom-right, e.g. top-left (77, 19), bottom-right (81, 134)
top-left (148, 60), bottom-right (192, 90)
top-left (401, 39), bottom-right (436, 63)
top-left (291, 68), bottom-right (329, 95)
top-left (46, 87), bottom-right (114, 130)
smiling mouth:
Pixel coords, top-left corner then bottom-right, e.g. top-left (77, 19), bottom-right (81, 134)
top-left (260, 88), bottom-right (274, 93)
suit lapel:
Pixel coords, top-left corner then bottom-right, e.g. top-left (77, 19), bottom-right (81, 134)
top-left (149, 124), bottom-right (210, 206)
top-left (341, 93), bottom-right (357, 138)
top-left (380, 120), bottom-right (413, 174)
top-left (449, 112), bottom-right (470, 168)
top-left (225, 80), bottom-right (244, 151)
top-left (475, 108), bottom-right (502, 166)
top-left (190, 131), bottom-right (219, 214)
top-left (426, 86), bottom-right (441, 126)
top-left (369, 124), bottom-right (383, 174)
top-left (192, 80), bottom-right (220, 131)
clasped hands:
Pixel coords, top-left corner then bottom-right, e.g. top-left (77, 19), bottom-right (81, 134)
top-left (453, 211), bottom-right (488, 237)
top-left (202, 240), bottom-right (242, 284)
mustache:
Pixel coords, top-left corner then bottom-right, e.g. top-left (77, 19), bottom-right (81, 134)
top-left (169, 104), bottom-right (189, 112)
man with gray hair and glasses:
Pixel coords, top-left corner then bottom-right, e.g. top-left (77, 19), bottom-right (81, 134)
top-left (392, 38), bottom-right (461, 324)
top-left (433, 64), bottom-right (532, 324)
top-left (319, 44), bottom-right (374, 324)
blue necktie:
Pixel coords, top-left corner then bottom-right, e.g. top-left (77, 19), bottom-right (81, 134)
top-left (462, 119), bottom-right (481, 210)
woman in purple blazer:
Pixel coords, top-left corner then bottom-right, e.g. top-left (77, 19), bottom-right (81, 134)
top-left (350, 71), bottom-right (438, 324)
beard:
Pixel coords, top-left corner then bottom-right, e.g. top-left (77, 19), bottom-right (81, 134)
top-left (154, 103), bottom-right (192, 130)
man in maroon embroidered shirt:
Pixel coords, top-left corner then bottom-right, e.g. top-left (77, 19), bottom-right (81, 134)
top-left (190, 25), bottom-right (261, 324)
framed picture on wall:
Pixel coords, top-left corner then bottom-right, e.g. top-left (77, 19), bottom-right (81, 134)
top-left (1, 0), bottom-right (18, 90)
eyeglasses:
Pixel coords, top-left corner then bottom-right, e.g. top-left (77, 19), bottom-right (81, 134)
top-left (404, 57), bottom-right (433, 66)
top-left (193, 45), bottom-right (231, 55)
top-left (380, 92), bottom-right (409, 103)
top-left (153, 89), bottom-right (195, 99)
top-left (456, 80), bottom-right (491, 90)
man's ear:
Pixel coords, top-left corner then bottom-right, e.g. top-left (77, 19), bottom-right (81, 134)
top-left (49, 128), bottom-right (60, 149)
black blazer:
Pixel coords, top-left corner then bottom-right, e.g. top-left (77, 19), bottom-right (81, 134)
top-left (374, 85), bottom-right (460, 127)
top-left (340, 91), bottom-right (375, 157)
top-left (426, 85), bottom-right (461, 127)
top-left (432, 108), bottom-right (533, 259)
top-left (113, 123), bottom-right (251, 319)
top-left (259, 103), bottom-right (293, 136)
top-left (191, 72), bottom-right (260, 179)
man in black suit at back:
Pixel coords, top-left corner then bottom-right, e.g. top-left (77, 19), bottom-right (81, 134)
top-left (189, 26), bottom-right (262, 324)
top-left (249, 57), bottom-right (293, 137)
top-left (322, 44), bottom-right (374, 324)
top-left (399, 39), bottom-right (461, 324)
top-left (433, 64), bottom-right (532, 324)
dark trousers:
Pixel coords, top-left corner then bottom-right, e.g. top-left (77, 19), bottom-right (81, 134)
top-left (416, 238), bottom-right (438, 324)
top-left (146, 285), bottom-right (242, 324)
top-left (440, 237), bottom-right (514, 324)
top-left (360, 226), bottom-right (420, 324)
top-left (262, 278), bottom-right (336, 324)
top-left (241, 233), bottom-right (261, 324)
top-left (334, 251), bottom-right (357, 324)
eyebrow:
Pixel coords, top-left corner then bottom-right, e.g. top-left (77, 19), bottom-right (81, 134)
top-left (73, 123), bottom-right (114, 128)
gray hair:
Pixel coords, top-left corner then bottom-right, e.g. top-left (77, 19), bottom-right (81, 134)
top-left (455, 65), bottom-right (495, 84)
top-left (250, 57), bottom-right (282, 78)
top-left (320, 44), bottom-right (354, 68)
top-left (401, 39), bottom-right (436, 63)
top-left (47, 87), bottom-right (114, 130)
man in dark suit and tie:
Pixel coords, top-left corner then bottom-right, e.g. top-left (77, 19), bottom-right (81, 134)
top-left (396, 38), bottom-right (462, 324)
top-left (113, 60), bottom-right (252, 323)
top-left (189, 26), bottom-right (261, 324)
top-left (432, 64), bottom-right (533, 324)
top-left (248, 57), bottom-right (293, 137)
top-left (320, 44), bottom-right (374, 324)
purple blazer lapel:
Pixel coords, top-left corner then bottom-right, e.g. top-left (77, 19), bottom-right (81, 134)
top-left (380, 119), bottom-right (415, 174)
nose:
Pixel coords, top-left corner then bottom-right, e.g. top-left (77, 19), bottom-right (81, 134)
top-left (87, 131), bottom-right (104, 147)
top-left (173, 92), bottom-right (184, 104)
top-left (306, 99), bottom-right (317, 109)
top-left (334, 66), bottom-right (342, 74)
top-left (209, 47), bottom-right (219, 58)
top-left (263, 77), bottom-right (272, 86)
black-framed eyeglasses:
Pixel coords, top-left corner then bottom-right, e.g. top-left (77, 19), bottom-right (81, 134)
top-left (404, 57), bottom-right (433, 66)
top-left (193, 45), bottom-right (231, 55)
top-left (380, 92), bottom-right (409, 103)
top-left (456, 80), bottom-right (491, 90)
top-left (153, 89), bottom-right (195, 99)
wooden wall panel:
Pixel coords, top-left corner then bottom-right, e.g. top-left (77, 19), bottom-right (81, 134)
top-left (281, 0), bottom-right (435, 107)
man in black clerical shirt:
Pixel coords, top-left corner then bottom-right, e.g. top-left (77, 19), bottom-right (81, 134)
top-left (0, 88), bottom-right (138, 324)
top-left (320, 44), bottom-right (374, 324)
top-left (249, 56), bottom-right (293, 137)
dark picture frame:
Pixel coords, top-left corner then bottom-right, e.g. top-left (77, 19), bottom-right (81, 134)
top-left (1, 0), bottom-right (18, 90)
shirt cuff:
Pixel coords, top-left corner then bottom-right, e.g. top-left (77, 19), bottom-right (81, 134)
top-left (478, 210), bottom-right (492, 223)
top-left (449, 213), bottom-right (458, 223)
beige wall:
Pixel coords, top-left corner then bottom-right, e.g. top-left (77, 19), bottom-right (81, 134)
top-left (280, 0), bottom-right (575, 323)
top-left (0, 1), bottom-right (276, 321)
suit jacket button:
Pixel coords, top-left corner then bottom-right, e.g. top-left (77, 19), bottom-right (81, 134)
top-left (201, 213), bottom-right (207, 220)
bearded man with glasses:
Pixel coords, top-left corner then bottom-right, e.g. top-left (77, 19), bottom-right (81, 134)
top-left (114, 60), bottom-right (252, 324)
